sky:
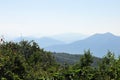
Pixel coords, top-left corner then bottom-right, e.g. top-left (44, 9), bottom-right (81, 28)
top-left (0, 0), bottom-right (120, 39)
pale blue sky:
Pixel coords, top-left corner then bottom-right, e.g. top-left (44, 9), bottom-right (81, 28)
top-left (0, 0), bottom-right (120, 38)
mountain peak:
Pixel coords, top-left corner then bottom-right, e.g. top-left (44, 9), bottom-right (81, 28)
top-left (45, 32), bottom-right (120, 57)
top-left (103, 32), bottom-right (115, 36)
top-left (90, 32), bottom-right (116, 39)
top-left (94, 32), bottom-right (114, 36)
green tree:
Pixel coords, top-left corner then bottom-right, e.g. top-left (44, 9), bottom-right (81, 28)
top-left (80, 50), bottom-right (93, 68)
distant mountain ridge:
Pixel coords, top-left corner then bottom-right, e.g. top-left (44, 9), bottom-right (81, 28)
top-left (45, 32), bottom-right (120, 57)
top-left (51, 33), bottom-right (88, 43)
top-left (37, 37), bottom-right (65, 47)
top-left (13, 33), bottom-right (88, 48)
top-left (14, 37), bottom-right (65, 48)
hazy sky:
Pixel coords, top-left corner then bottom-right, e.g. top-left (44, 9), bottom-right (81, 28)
top-left (0, 0), bottom-right (120, 38)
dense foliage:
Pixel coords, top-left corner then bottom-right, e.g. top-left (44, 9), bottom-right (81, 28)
top-left (0, 40), bottom-right (58, 80)
top-left (0, 40), bottom-right (120, 80)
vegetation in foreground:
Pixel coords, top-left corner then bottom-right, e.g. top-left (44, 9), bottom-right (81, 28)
top-left (0, 40), bottom-right (120, 80)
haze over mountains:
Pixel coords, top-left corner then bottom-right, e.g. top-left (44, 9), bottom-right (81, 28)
top-left (45, 32), bottom-right (120, 57)
top-left (13, 32), bottom-right (120, 57)
top-left (51, 33), bottom-right (88, 43)
top-left (14, 37), bottom-right (65, 48)
top-left (14, 33), bottom-right (87, 47)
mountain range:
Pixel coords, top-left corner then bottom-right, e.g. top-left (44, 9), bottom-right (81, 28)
top-left (13, 33), bottom-right (87, 47)
top-left (45, 32), bottom-right (120, 57)
top-left (51, 33), bottom-right (88, 43)
top-left (14, 37), bottom-right (65, 48)
top-left (13, 32), bottom-right (120, 57)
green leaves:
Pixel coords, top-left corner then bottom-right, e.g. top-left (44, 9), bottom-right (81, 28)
top-left (1, 40), bottom-right (120, 79)
top-left (0, 40), bottom-right (57, 79)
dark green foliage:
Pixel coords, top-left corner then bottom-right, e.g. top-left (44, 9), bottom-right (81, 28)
top-left (0, 40), bottom-right (57, 79)
top-left (80, 50), bottom-right (93, 67)
top-left (53, 52), bottom-right (101, 67)
top-left (0, 40), bottom-right (120, 80)
top-left (53, 52), bottom-right (82, 65)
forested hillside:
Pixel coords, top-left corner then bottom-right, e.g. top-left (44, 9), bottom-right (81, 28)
top-left (53, 52), bottom-right (101, 66)
top-left (0, 40), bottom-right (120, 80)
